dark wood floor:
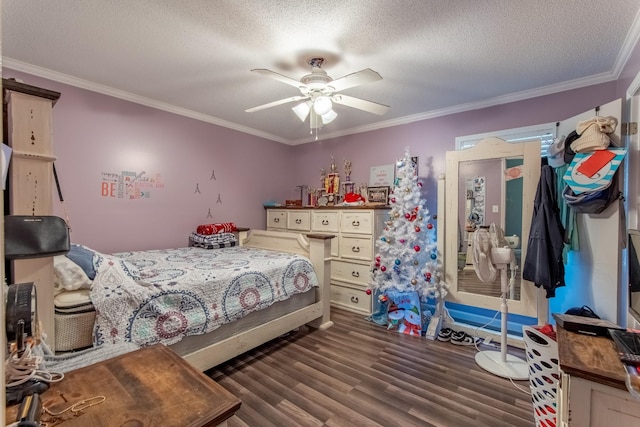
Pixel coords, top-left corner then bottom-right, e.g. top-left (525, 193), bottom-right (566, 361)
top-left (207, 308), bottom-right (536, 427)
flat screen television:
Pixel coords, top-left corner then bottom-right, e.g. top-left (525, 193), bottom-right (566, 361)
top-left (629, 229), bottom-right (640, 323)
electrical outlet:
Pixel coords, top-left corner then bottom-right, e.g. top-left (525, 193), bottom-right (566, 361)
top-left (492, 205), bottom-right (499, 213)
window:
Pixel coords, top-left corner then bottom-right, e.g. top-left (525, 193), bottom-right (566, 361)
top-left (455, 122), bottom-right (557, 156)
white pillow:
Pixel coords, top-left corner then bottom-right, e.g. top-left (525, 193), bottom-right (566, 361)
top-left (53, 255), bottom-right (93, 295)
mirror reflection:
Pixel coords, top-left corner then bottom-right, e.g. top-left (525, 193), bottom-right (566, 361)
top-left (457, 157), bottom-right (524, 300)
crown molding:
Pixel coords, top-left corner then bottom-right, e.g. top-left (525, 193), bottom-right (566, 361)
top-left (2, 58), bottom-right (290, 145)
top-left (3, 57), bottom-right (619, 147)
top-left (291, 71), bottom-right (617, 145)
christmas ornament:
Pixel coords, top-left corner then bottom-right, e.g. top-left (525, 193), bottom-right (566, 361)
top-left (414, 245), bottom-right (420, 252)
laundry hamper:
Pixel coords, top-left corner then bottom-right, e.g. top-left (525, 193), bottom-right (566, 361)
top-left (523, 325), bottom-right (560, 427)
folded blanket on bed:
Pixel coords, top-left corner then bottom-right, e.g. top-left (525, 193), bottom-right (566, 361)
top-left (189, 232), bottom-right (238, 249)
top-left (91, 246), bottom-right (318, 348)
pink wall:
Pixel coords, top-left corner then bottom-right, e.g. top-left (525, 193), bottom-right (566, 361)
top-left (292, 81), bottom-right (619, 221)
top-left (3, 70), bottom-right (295, 253)
top-left (6, 45), bottom-right (639, 254)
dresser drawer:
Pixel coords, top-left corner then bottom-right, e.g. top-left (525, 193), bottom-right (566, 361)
top-left (312, 210), bottom-right (339, 233)
top-left (330, 284), bottom-right (372, 314)
top-left (339, 235), bottom-right (374, 261)
top-left (266, 210), bottom-right (287, 230)
top-left (340, 211), bottom-right (373, 234)
top-left (332, 260), bottom-right (370, 285)
top-left (330, 237), bottom-right (339, 258)
top-left (287, 210), bottom-right (310, 231)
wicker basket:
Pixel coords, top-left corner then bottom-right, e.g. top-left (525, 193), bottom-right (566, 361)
top-left (55, 310), bottom-right (96, 352)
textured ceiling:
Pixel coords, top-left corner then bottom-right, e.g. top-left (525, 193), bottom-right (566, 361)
top-left (3, 1), bottom-right (640, 145)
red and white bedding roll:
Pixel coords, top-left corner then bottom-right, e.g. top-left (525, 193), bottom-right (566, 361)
top-left (196, 222), bottom-right (237, 235)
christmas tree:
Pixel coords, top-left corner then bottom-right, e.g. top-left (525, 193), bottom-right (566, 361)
top-left (368, 148), bottom-right (447, 310)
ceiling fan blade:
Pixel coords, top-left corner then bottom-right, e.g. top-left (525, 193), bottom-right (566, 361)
top-left (245, 96), bottom-right (309, 113)
top-left (328, 68), bottom-right (382, 92)
top-left (250, 69), bottom-right (304, 89)
top-left (332, 94), bottom-right (389, 115)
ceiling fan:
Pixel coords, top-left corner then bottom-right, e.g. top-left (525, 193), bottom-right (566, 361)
top-left (245, 57), bottom-right (389, 131)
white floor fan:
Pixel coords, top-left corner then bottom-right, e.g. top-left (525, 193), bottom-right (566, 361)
top-left (472, 225), bottom-right (529, 380)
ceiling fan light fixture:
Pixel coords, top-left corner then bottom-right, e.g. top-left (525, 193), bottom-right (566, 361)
top-left (247, 57), bottom-right (387, 138)
top-left (292, 101), bottom-right (311, 122)
top-left (321, 109), bottom-right (337, 124)
top-left (310, 111), bottom-right (321, 129)
top-left (313, 96), bottom-right (332, 115)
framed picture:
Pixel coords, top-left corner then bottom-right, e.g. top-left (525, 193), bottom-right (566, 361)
top-left (367, 186), bottom-right (390, 204)
top-left (369, 164), bottom-right (395, 186)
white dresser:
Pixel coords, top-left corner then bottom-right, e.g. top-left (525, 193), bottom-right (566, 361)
top-left (266, 207), bottom-right (389, 314)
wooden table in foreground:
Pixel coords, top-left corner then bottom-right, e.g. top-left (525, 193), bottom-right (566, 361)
top-left (6, 345), bottom-right (241, 427)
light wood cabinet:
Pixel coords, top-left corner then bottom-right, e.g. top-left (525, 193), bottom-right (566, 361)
top-left (265, 207), bottom-right (389, 314)
top-left (4, 79), bottom-right (61, 351)
top-left (557, 326), bottom-right (640, 426)
top-left (558, 374), bottom-right (640, 426)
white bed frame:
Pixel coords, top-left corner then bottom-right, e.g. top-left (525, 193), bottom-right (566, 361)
top-left (37, 229), bottom-right (332, 372)
top-left (179, 229), bottom-right (334, 371)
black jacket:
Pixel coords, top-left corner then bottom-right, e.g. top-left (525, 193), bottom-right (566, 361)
top-left (523, 165), bottom-right (566, 298)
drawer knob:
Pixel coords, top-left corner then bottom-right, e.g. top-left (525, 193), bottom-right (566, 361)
top-left (352, 246), bottom-right (360, 253)
top-left (352, 220), bottom-right (360, 226)
top-left (351, 271), bottom-right (360, 278)
top-left (350, 296), bottom-right (359, 303)
top-left (295, 219), bottom-right (302, 224)
top-left (322, 219), bottom-right (329, 225)
top-left (274, 218), bottom-right (280, 223)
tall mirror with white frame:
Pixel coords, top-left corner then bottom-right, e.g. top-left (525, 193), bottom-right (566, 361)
top-left (442, 137), bottom-right (542, 320)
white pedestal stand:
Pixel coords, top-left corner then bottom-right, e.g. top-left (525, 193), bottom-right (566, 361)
top-left (474, 248), bottom-right (529, 380)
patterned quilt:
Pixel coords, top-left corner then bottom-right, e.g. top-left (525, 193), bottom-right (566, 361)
top-left (90, 246), bottom-right (318, 347)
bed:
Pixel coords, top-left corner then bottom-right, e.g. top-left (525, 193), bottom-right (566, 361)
top-left (50, 229), bottom-right (333, 371)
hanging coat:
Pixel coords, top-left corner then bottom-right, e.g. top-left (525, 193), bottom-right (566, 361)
top-left (523, 165), bottom-right (566, 298)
